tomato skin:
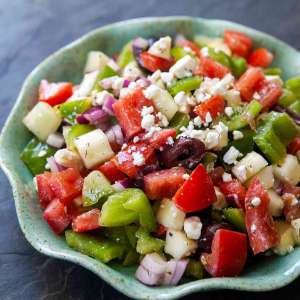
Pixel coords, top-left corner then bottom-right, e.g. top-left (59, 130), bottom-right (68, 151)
top-left (288, 137), bottom-right (300, 155)
top-left (176, 39), bottom-right (201, 58)
top-left (36, 173), bottom-right (56, 208)
top-left (113, 88), bottom-right (153, 139)
top-left (140, 51), bottom-right (173, 72)
top-left (257, 80), bottom-right (282, 111)
top-left (248, 48), bottom-right (273, 68)
top-left (144, 167), bottom-right (185, 200)
top-left (245, 177), bottom-right (279, 255)
top-left (39, 80), bottom-right (73, 106)
top-left (72, 208), bottom-right (101, 232)
top-left (142, 128), bottom-right (177, 150)
top-left (98, 161), bottom-right (127, 183)
top-left (43, 199), bottom-right (71, 234)
top-left (201, 229), bottom-right (248, 277)
top-left (235, 67), bottom-right (265, 101)
top-left (224, 30), bottom-right (253, 58)
top-left (173, 164), bottom-right (216, 213)
top-left (194, 57), bottom-right (229, 79)
top-left (194, 95), bottom-right (225, 121)
top-left (218, 179), bottom-right (246, 209)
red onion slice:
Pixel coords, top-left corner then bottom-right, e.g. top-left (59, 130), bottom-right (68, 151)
top-left (135, 265), bottom-right (163, 286)
top-left (140, 253), bottom-right (167, 275)
top-left (83, 107), bottom-right (110, 124)
top-left (47, 157), bottom-right (65, 173)
top-left (123, 79), bottom-right (131, 88)
top-left (112, 125), bottom-right (124, 145)
top-left (162, 260), bottom-right (177, 285)
top-left (112, 179), bottom-right (131, 191)
top-left (170, 259), bottom-right (189, 285)
top-left (102, 96), bottom-right (117, 116)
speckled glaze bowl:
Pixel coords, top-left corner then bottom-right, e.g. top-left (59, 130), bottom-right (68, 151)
top-left (1, 17), bottom-right (300, 300)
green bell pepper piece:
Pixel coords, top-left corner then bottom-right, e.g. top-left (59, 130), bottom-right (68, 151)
top-left (285, 75), bottom-right (300, 97)
top-left (20, 138), bottom-right (56, 175)
top-left (264, 67), bottom-right (283, 76)
top-left (168, 112), bottom-right (190, 134)
top-left (185, 259), bottom-right (204, 279)
top-left (125, 225), bottom-right (139, 248)
top-left (59, 98), bottom-right (92, 124)
top-left (122, 249), bottom-right (140, 266)
top-left (201, 152), bottom-right (218, 172)
top-left (92, 65), bottom-right (118, 93)
top-left (230, 56), bottom-right (247, 78)
top-left (117, 41), bottom-right (134, 68)
top-left (289, 100), bottom-right (300, 115)
top-left (223, 208), bottom-right (246, 232)
top-left (208, 48), bottom-right (231, 68)
top-left (65, 230), bottom-right (125, 263)
top-left (278, 88), bottom-right (297, 107)
top-left (170, 47), bottom-right (191, 61)
top-left (82, 170), bottom-right (114, 207)
top-left (211, 209), bottom-right (223, 223)
top-left (229, 128), bottom-right (255, 155)
top-left (227, 100), bottom-right (263, 131)
top-left (66, 124), bottom-right (94, 151)
top-left (103, 227), bottom-right (131, 246)
top-left (135, 228), bottom-right (165, 255)
top-left (168, 76), bottom-right (202, 96)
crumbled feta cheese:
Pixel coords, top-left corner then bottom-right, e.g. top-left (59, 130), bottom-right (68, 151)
top-left (253, 92), bottom-right (261, 100)
top-left (133, 136), bottom-right (140, 143)
top-left (224, 106), bottom-right (234, 117)
top-left (157, 112), bottom-right (169, 127)
top-left (122, 61), bottom-right (142, 81)
top-left (233, 130), bottom-right (244, 140)
top-left (167, 136), bottom-right (174, 145)
top-left (205, 130), bottom-right (219, 149)
top-left (160, 72), bottom-right (175, 87)
top-left (213, 186), bottom-right (228, 210)
top-left (182, 173), bottom-right (190, 180)
top-left (205, 112), bottom-right (212, 125)
top-left (184, 217), bottom-right (202, 240)
top-left (111, 77), bottom-right (125, 91)
top-left (222, 172), bottom-right (232, 182)
top-left (266, 75), bottom-right (283, 86)
top-left (141, 114), bottom-right (155, 131)
top-left (92, 90), bottom-right (112, 106)
top-left (210, 73), bottom-right (235, 96)
top-left (251, 197), bottom-right (261, 207)
top-left (132, 152), bottom-right (145, 166)
top-left (143, 84), bottom-right (161, 99)
top-left (148, 36), bottom-right (172, 60)
top-left (174, 91), bottom-right (189, 106)
top-left (223, 146), bottom-right (242, 165)
top-left (200, 47), bottom-right (209, 57)
top-left (178, 104), bottom-right (191, 114)
top-left (54, 148), bottom-right (83, 170)
top-left (141, 105), bottom-right (154, 117)
top-left (251, 224), bottom-right (257, 233)
top-left (169, 55), bottom-right (197, 79)
top-left (234, 165), bottom-right (247, 182)
top-left (213, 122), bottom-right (228, 150)
top-left (193, 116), bottom-right (202, 127)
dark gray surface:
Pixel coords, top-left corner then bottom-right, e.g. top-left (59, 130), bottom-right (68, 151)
top-left (1, 0), bottom-right (300, 299)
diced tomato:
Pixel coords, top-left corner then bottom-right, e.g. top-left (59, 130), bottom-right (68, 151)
top-left (235, 67), bottom-right (265, 101)
top-left (48, 168), bottom-right (83, 205)
top-left (281, 182), bottom-right (300, 198)
top-left (43, 199), bottom-right (71, 234)
top-left (72, 208), bottom-right (101, 232)
top-left (245, 177), bottom-right (279, 254)
top-left (224, 30), bottom-right (253, 58)
top-left (112, 142), bottom-right (156, 178)
top-left (113, 88), bottom-right (153, 139)
top-left (288, 137), bottom-right (300, 155)
top-left (67, 196), bottom-right (84, 220)
top-left (194, 95), bottom-right (225, 121)
top-left (140, 51), bottom-right (173, 72)
top-left (248, 48), bottom-right (273, 68)
top-left (176, 38), bottom-right (201, 58)
top-left (36, 173), bottom-right (56, 208)
top-left (173, 164), bottom-right (216, 213)
top-left (154, 224), bottom-right (167, 237)
top-left (201, 229), bottom-right (248, 277)
top-left (218, 179), bottom-right (246, 209)
top-left (194, 57), bottom-right (229, 79)
top-left (98, 160), bottom-right (127, 183)
top-left (256, 80), bottom-right (282, 111)
top-left (144, 167), bottom-right (186, 200)
top-left (39, 80), bottom-right (73, 106)
top-left (282, 193), bottom-right (300, 222)
top-left (209, 167), bottom-right (225, 185)
top-left (142, 128), bottom-right (177, 150)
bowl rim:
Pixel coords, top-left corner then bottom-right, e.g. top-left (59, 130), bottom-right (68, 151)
top-left (1, 16), bottom-right (300, 300)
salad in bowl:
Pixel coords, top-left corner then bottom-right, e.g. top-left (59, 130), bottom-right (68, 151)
top-left (20, 28), bottom-right (300, 287)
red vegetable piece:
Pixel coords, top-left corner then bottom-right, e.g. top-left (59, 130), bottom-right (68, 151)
top-left (140, 51), bottom-right (173, 72)
top-left (282, 193), bottom-right (300, 222)
top-left (248, 48), bottom-right (273, 68)
top-left (288, 137), bottom-right (300, 155)
top-left (194, 57), bottom-right (229, 79)
top-left (257, 80), bottom-right (282, 111)
top-left (113, 88), bottom-right (153, 139)
top-left (173, 164), bottom-right (216, 213)
top-left (201, 229), bottom-right (248, 277)
top-left (224, 30), bottom-right (253, 58)
top-left (154, 224), bottom-right (167, 237)
top-left (36, 173), bottom-right (56, 208)
top-left (143, 128), bottom-right (177, 150)
top-left (39, 80), bottom-right (73, 106)
top-left (193, 95), bottom-right (225, 121)
top-left (98, 160), bottom-right (127, 183)
top-left (235, 67), bottom-right (265, 101)
top-left (176, 39), bottom-right (201, 58)
top-left (245, 177), bottom-right (279, 254)
top-left (72, 208), bottom-right (101, 232)
top-left (144, 167), bottom-right (186, 200)
top-left (43, 199), bottom-right (71, 234)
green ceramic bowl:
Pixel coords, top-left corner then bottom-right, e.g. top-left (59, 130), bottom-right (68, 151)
top-left (1, 16), bottom-right (300, 300)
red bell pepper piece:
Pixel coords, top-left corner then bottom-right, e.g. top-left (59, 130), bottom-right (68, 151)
top-left (176, 38), bottom-right (201, 58)
top-left (140, 51), bottom-right (173, 72)
top-left (39, 80), bottom-right (73, 106)
top-left (288, 137), bottom-right (300, 155)
top-left (201, 229), bottom-right (248, 277)
top-left (245, 177), bottom-right (279, 254)
top-left (144, 167), bottom-right (186, 200)
top-left (43, 198), bottom-right (71, 234)
top-left (113, 88), bottom-right (153, 139)
top-left (194, 57), bottom-right (229, 79)
top-left (98, 160), bottom-right (127, 183)
top-left (248, 48), bottom-right (273, 68)
top-left (256, 80), bottom-right (282, 111)
top-left (224, 30), bottom-right (253, 58)
top-left (72, 208), bottom-right (101, 232)
top-left (36, 173), bottom-right (56, 208)
top-left (142, 128), bottom-right (177, 150)
top-left (173, 164), bottom-right (216, 213)
top-left (193, 95), bottom-right (225, 121)
top-left (235, 67), bottom-right (265, 101)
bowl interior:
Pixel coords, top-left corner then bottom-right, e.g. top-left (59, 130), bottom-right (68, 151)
top-left (1, 17), bottom-right (300, 300)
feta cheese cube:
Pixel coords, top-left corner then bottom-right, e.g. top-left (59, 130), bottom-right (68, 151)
top-left (148, 36), bottom-right (172, 60)
top-left (223, 146), bottom-right (242, 165)
top-left (183, 216), bottom-right (203, 240)
top-left (122, 61), bottom-right (142, 81)
top-left (132, 152), bottom-right (145, 166)
top-left (170, 55), bottom-right (197, 79)
top-left (225, 106), bottom-right (234, 117)
top-left (92, 90), bottom-right (113, 106)
top-left (54, 148), bottom-right (83, 170)
top-left (233, 130), bottom-right (244, 140)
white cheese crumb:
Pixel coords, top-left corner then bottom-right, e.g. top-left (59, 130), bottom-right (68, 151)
top-left (222, 172), bottom-right (232, 182)
top-left (157, 112), bottom-right (169, 127)
top-left (205, 130), bottom-right (219, 149)
top-left (233, 130), bottom-right (244, 140)
top-left (167, 136), bottom-right (174, 145)
top-left (122, 61), bottom-right (142, 81)
top-left (234, 165), bottom-right (247, 182)
top-left (169, 55), bottom-right (197, 79)
top-left (253, 92), bottom-right (261, 100)
top-left (160, 72), bottom-right (175, 87)
top-left (132, 152), bottom-right (145, 166)
top-left (224, 106), bottom-right (234, 117)
top-left (223, 146), bottom-right (242, 165)
top-left (251, 224), bottom-right (257, 233)
top-left (141, 105), bottom-right (154, 117)
top-left (141, 114), bottom-right (155, 131)
top-left (184, 217), bottom-right (202, 240)
top-left (92, 90), bottom-right (112, 106)
top-left (148, 36), bottom-right (172, 60)
top-left (182, 173), bottom-right (190, 180)
top-left (133, 136), bottom-right (140, 143)
top-left (174, 91), bottom-right (189, 106)
top-left (193, 116), bottom-right (202, 127)
top-left (251, 197), bottom-right (261, 207)
top-left (143, 84), bottom-right (160, 99)
top-left (200, 47), bottom-right (209, 57)
top-left (205, 112), bottom-right (212, 125)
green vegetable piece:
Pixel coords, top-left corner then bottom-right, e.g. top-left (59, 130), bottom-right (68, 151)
top-left (117, 41), bottom-right (134, 68)
top-left (285, 75), bottom-right (300, 97)
top-left (264, 68), bottom-right (283, 76)
top-left (135, 228), bottom-right (165, 255)
top-left (170, 47), bottom-right (191, 61)
top-left (20, 138), bottom-right (56, 175)
top-left (66, 124), bottom-right (94, 151)
top-left (230, 56), bottom-right (247, 78)
top-left (65, 230), bottom-right (125, 263)
top-left (201, 152), bottom-right (218, 171)
top-left (230, 128), bottom-right (255, 155)
top-left (227, 100), bottom-right (263, 131)
top-left (211, 209), bottom-right (223, 223)
top-left (83, 170), bottom-right (114, 207)
top-left (168, 112), bottom-right (190, 134)
top-left (125, 225), bottom-right (139, 248)
top-left (185, 259), bottom-right (204, 279)
top-left (289, 100), bottom-right (300, 115)
top-left (59, 99), bottom-right (92, 124)
top-left (103, 227), bottom-right (131, 246)
top-left (223, 208), bottom-right (246, 232)
top-left (168, 76), bottom-right (202, 96)
top-left (208, 48), bottom-right (231, 68)
top-left (122, 249), bottom-right (140, 266)
top-left (92, 65), bottom-right (118, 93)
top-left (278, 88), bottom-right (297, 107)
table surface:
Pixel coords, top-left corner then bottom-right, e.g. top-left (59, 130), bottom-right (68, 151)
top-left (1, 0), bottom-right (300, 299)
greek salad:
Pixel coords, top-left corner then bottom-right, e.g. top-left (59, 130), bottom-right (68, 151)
top-left (21, 30), bottom-right (300, 286)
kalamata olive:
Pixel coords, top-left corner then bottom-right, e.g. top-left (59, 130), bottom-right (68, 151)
top-left (133, 163), bottom-right (161, 188)
top-left (209, 166), bottom-right (225, 185)
top-left (158, 137), bottom-right (205, 169)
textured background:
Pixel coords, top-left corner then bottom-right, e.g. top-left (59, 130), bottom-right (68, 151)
top-left (1, 0), bottom-right (300, 299)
